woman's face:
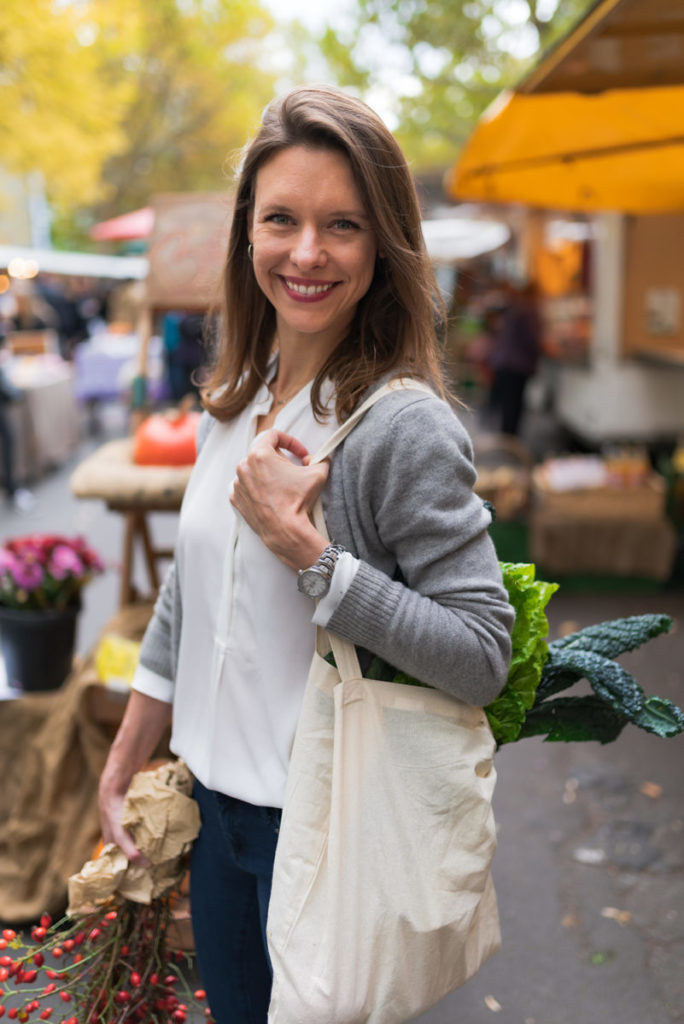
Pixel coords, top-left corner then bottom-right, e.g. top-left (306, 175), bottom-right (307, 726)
top-left (248, 145), bottom-right (378, 354)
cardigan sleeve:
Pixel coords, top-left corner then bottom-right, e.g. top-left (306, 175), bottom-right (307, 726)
top-left (325, 393), bottom-right (514, 706)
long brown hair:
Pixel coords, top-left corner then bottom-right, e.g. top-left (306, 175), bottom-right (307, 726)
top-left (202, 85), bottom-right (448, 423)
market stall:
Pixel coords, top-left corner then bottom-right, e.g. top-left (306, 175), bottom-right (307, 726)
top-left (5, 355), bottom-right (80, 482)
top-left (447, 0), bottom-right (684, 446)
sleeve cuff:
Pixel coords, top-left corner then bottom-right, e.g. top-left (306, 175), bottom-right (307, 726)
top-left (312, 551), bottom-right (361, 627)
top-left (131, 663), bottom-right (175, 704)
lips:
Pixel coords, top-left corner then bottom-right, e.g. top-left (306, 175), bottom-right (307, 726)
top-left (279, 276), bottom-right (338, 302)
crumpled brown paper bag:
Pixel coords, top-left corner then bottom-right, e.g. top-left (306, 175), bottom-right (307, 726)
top-left (67, 760), bottom-right (201, 915)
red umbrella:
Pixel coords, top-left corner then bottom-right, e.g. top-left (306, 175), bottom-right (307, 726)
top-left (89, 207), bottom-right (154, 242)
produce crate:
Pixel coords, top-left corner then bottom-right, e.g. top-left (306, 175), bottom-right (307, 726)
top-left (532, 467), bottom-right (666, 521)
top-left (530, 513), bottom-right (677, 581)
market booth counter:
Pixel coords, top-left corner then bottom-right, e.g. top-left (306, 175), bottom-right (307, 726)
top-left (529, 455), bottom-right (678, 583)
top-left (4, 352), bottom-right (81, 484)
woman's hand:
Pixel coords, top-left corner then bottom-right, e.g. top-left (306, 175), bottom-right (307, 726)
top-left (99, 770), bottom-right (145, 864)
top-left (230, 429), bottom-right (330, 570)
top-left (98, 691), bottom-right (173, 865)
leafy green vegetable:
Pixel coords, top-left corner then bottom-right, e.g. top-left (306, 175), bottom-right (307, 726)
top-left (484, 563), bottom-right (558, 745)
top-left (324, 562), bottom-right (683, 748)
top-left (517, 696), bottom-right (627, 744)
top-left (550, 614), bottom-right (672, 658)
top-left (633, 696), bottom-right (684, 738)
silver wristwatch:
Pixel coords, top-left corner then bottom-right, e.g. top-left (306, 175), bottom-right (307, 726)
top-left (297, 544), bottom-right (345, 599)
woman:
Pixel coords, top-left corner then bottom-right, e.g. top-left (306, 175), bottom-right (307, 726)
top-left (99, 85), bottom-right (514, 1024)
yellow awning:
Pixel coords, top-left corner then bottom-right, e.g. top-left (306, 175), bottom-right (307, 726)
top-left (447, 0), bottom-right (684, 213)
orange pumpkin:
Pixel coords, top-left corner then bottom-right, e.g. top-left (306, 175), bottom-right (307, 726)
top-left (133, 410), bottom-right (201, 466)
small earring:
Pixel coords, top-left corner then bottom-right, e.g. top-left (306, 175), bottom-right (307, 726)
top-left (247, 243), bottom-right (254, 261)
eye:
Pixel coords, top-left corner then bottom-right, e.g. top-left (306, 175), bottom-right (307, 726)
top-left (331, 218), bottom-right (359, 231)
top-left (264, 212), bottom-right (292, 225)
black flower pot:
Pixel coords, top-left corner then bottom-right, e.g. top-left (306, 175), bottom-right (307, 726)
top-left (0, 604), bottom-right (79, 692)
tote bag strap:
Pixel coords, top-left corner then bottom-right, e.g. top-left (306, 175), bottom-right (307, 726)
top-left (308, 377), bottom-right (434, 466)
top-left (310, 376), bottom-right (435, 683)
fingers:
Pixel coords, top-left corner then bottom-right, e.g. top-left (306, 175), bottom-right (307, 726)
top-left (250, 429), bottom-right (310, 461)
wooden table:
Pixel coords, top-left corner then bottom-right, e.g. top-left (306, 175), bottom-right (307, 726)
top-left (70, 439), bottom-right (192, 606)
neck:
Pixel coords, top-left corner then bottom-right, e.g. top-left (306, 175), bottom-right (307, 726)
top-left (271, 329), bottom-right (339, 401)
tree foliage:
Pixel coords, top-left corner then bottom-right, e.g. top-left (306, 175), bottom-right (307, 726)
top-left (317, 0), bottom-right (595, 170)
top-left (1, 0), bottom-right (277, 236)
top-left (0, 0), bottom-right (129, 207)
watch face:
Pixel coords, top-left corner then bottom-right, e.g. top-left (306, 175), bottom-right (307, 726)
top-left (298, 568), bottom-right (330, 598)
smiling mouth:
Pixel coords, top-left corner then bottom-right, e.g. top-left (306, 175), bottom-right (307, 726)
top-left (281, 277), bottom-right (337, 298)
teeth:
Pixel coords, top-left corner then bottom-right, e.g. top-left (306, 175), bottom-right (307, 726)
top-left (285, 280), bottom-right (333, 295)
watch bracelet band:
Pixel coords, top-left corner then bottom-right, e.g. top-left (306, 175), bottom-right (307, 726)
top-left (311, 543), bottom-right (345, 581)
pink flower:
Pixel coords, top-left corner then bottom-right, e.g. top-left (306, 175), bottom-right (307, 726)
top-left (49, 545), bottom-right (84, 581)
top-left (12, 560), bottom-right (45, 591)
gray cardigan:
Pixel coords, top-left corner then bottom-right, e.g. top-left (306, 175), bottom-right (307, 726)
top-left (138, 386), bottom-right (514, 707)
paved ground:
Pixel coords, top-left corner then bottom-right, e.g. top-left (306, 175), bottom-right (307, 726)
top-left (2, 400), bottom-right (683, 1023)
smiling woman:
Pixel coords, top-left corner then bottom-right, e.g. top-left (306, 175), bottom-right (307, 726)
top-left (97, 85), bottom-right (514, 1024)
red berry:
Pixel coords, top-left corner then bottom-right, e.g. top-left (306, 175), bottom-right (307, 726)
top-left (51, 949), bottom-right (62, 959)
top-left (32, 954), bottom-right (43, 968)
top-left (59, 993), bottom-right (72, 1002)
top-left (0, 960), bottom-right (11, 969)
top-left (0, 970), bottom-right (7, 982)
top-left (171, 1012), bottom-right (186, 1023)
top-left (44, 971), bottom-right (56, 981)
top-left (64, 1019), bottom-right (77, 1024)
top-left (163, 975), bottom-right (177, 986)
top-left (194, 990), bottom-right (206, 1001)
top-left (22, 970), bottom-right (37, 983)
top-left (31, 929), bottom-right (46, 943)
top-left (8, 1010), bottom-right (17, 1021)
top-left (73, 933), bottom-right (85, 947)
top-left (0, 1009), bottom-right (5, 1018)
top-left (119, 945), bottom-right (129, 956)
top-left (39, 916), bottom-right (51, 930)
top-left (149, 973), bottom-right (159, 986)
top-left (114, 991), bottom-right (130, 1005)
top-left (130, 972), bottom-right (142, 987)
top-left (0, 940), bottom-right (6, 950)
top-left (104, 911), bottom-right (117, 921)
top-left (62, 940), bottom-right (74, 953)
top-left (1, 932), bottom-right (15, 943)
top-left (40, 1010), bottom-right (52, 1021)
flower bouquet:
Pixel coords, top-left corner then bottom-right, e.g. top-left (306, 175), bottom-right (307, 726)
top-left (0, 761), bottom-right (210, 1024)
top-left (0, 535), bottom-right (104, 612)
top-left (0, 534), bottom-right (104, 691)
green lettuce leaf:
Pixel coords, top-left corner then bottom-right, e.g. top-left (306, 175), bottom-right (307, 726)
top-left (484, 563), bottom-right (558, 746)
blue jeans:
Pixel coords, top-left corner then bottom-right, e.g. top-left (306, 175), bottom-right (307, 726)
top-left (190, 780), bottom-right (282, 1024)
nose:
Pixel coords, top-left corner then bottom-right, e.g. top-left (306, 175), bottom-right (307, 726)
top-left (291, 225), bottom-right (326, 269)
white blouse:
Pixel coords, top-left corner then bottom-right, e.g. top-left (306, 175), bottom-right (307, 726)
top-left (131, 374), bottom-right (358, 807)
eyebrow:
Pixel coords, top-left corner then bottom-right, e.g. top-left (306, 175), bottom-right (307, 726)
top-left (260, 203), bottom-right (370, 222)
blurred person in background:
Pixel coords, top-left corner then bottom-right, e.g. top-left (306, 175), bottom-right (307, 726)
top-left (488, 281), bottom-right (542, 436)
top-left (0, 330), bottom-right (35, 513)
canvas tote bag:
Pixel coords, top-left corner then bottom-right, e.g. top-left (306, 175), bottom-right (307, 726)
top-left (267, 380), bottom-right (501, 1024)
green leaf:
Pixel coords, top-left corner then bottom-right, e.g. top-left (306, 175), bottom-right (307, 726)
top-left (549, 614), bottom-right (673, 659)
top-left (548, 648), bottom-right (646, 721)
top-left (633, 696), bottom-right (684, 738)
top-left (485, 562), bottom-right (558, 745)
top-left (518, 696), bottom-right (627, 744)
